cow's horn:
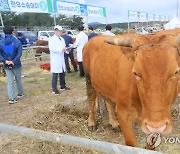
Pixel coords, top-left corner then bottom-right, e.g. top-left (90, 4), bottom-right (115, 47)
top-left (104, 38), bottom-right (134, 47)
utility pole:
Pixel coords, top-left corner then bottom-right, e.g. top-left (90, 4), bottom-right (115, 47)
top-left (177, 0), bottom-right (179, 17)
top-left (0, 12), bottom-right (4, 27)
top-left (52, 0), bottom-right (56, 26)
top-left (78, 0), bottom-right (88, 31)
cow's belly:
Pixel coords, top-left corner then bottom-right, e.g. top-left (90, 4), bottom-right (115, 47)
top-left (90, 69), bottom-right (117, 102)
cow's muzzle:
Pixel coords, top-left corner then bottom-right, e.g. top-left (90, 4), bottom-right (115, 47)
top-left (142, 119), bottom-right (172, 135)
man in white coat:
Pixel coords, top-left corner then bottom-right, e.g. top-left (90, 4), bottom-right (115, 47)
top-left (49, 25), bottom-right (70, 95)
top-left (74, 25), bottom-right (88, 77)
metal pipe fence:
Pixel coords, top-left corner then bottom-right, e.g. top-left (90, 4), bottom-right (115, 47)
top-left (0, 123), bottom-right (163, 154)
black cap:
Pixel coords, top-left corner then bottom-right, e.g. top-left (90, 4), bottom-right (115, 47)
top-left (106, 25), bottom-right (112, 31)
top-left (3, 25), bottom-right (14, 34)
top-left (78, 25), bottom-right (84, 31)
top-left (88, 26), bottom-right (93, 31)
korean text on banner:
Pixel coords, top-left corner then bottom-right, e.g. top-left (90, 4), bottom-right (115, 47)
top-left (55, 0), bottom-right (81, 15)
top-left (87, 5), bottom-right (106, 17)
top-left (1, 0), bottom-right (53, 13)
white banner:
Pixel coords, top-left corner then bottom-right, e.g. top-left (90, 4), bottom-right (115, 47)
top-left (154, 14), bottom-right (160, 21)
top-left (128, 11), bottom-right (139, 21)
top-left (165, 16), bottom-right (169, 21)
top-left (87, 5), bottom-right (105, 17)
top-left (139, 12), bottom-right (147, 21)
top-left (160, 15), bottom-right (165, 21)
top-left (56, 1), bottom-right (81, 15)
top-left (148, 14), bottom-right (154, 21)
top-left (8, 0), bottom-right (50, 13)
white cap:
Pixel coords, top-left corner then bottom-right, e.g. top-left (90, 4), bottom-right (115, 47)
top-left (54, 25), bottom-right (63, 31)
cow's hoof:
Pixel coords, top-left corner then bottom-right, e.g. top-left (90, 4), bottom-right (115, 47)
top-left (125, 141), bottom-right (138, 147)
top-left (88, 125), bottom-right (97, 132)
top-left (111, 121), bottom-right (119, 128)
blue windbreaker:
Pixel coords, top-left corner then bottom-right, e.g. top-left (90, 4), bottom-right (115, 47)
top-left (0, 34), bottom-right (22, 69)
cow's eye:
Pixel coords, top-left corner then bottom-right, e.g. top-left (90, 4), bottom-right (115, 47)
top-left (132, 71), bottom-right (142, 80)
top-left (133, 72), bottom-right (138, 76)
top-left (175, 69), bottom-right (180, 75)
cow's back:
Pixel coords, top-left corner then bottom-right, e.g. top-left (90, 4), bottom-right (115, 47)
top-left (156, 28), bottom-right (180, 36)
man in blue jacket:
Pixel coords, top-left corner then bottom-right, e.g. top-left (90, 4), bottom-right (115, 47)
top-left (88, 26), bottom-right (98, 40)
top-left (0, 25), bottom-right (24, 104)
top-left (61, 29), bottom-right (78, 73)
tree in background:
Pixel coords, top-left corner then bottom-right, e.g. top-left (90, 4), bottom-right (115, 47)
top-left (56, 15), bottom-right (84, 29)
top-left (69, 15), bottom-right (84, 29)
top-left (1, 12), bottom-right (84, 29)
top-left (2, 12), bottom-right (53, 26)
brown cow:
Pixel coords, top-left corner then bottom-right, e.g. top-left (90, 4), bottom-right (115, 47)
top-left (35, 40), bottom-right (49, 61)
top-left (83, 33), bottom-right (180, 147)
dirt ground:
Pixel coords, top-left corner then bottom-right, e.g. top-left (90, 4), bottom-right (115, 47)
top-left (0, 55), bottom-right (179, 154)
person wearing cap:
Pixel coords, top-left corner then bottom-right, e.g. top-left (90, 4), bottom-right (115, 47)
top-left (0, 25), bottom-right (24, 104)
top-left (49, 25), bottom-right (70, 95)
top-left (88, 26), bottom-right (98, 40)
top-left (61, 29), bottom-right (78, 73)
top-left (102, 25), bottom-right (115, 36)
top-left (73, 25), bottom-right (88, 77)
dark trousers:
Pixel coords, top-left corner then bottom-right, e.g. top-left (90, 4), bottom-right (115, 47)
top-left (78, 62), bottom-right (84, 77)
top-left (52, 72), bottom-right (65, 92)
top-left (64, 51), bottom-right (77, 72)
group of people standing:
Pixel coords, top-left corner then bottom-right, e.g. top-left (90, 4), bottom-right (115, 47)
top-left (49, 25), bottom-right (89, 95)
top-left (0, 24), bottom-right (115, 102)
top-left (49, 24), bottom-right (115, 95)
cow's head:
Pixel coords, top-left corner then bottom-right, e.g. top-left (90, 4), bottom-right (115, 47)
top-left (105, 35), bottom-right (180, 135)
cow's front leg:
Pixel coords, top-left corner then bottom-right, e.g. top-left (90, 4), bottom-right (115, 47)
top-left (116, 105), bottom-right (138, 147)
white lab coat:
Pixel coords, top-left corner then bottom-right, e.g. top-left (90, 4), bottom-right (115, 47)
top-left (74, 31), bottom-right (88, 62)
top-left (49, 35), bottom-right (66, 73)
top-left (102, 30), bottom-right (115, 36)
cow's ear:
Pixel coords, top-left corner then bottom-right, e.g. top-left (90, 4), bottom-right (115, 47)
top-left (104, 38), bottom-right (135, 61)
top-left (121, 47), bottom-right (135, 61)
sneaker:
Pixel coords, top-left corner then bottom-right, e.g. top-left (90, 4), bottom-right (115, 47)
top-left (74, 69), bottom-right (78, 72)
top-left (17, 94), bottom-right (25, 99)
top-left (52, 91), bottom-right (60, 95)
top-left (9, 98), bottom-right (18, 104)
top-left (60, 87), bottom-right (70, 91)
top-left (67, 70), bottom-right (72, 73)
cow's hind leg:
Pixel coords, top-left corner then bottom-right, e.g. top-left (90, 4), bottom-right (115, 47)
top-left (105, 99), bottom-right (119, 128)
top-left (35, 54), bottom-right (42, 61)
top-left (85, 74), bottom-right (97, 131)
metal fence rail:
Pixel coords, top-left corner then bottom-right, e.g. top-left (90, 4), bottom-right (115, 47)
top-left (0, 123), bottom-right (163, 154)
